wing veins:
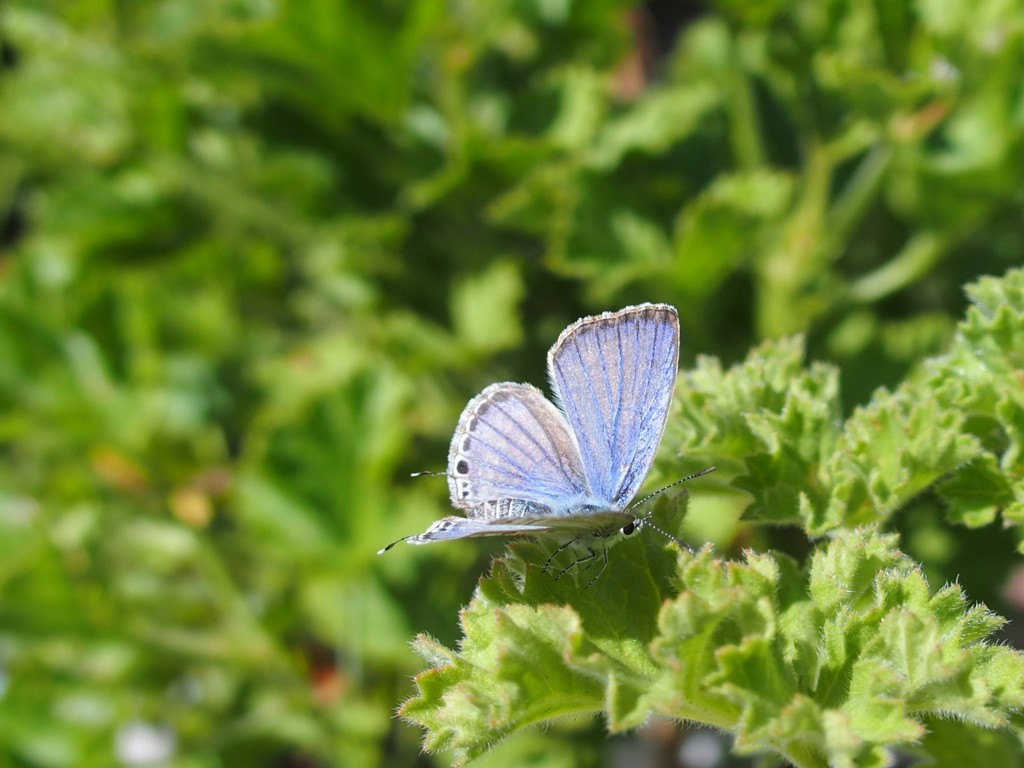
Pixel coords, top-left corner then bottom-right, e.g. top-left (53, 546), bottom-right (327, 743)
top-left (611, 319), bottom-right (625, 479)
top-left (592, 329), bottom-right (617, 474)
top-left (462, 452), bottom-right (576, 498)
top-left (560, 340), bottom-right (611, 495)
top-left (477, 397), bottom-right (581, 491)
top-left (608, 315), bottom-right (643, 501)
top-left (613, 316), bottom-right (665, 505)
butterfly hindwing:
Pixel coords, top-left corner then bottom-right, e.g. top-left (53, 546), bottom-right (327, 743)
top-left (446, 382), bottom-right (590, 515)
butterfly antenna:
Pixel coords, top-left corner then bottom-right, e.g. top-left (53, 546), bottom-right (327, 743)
top-left (627, 465), bottom-right (717, 513)
top-left (637, 518), bottom-right (692, 552)
top-left (410, 470), bottom-right (445, 478)
top-left (628, 466), bottom-right (715, 551)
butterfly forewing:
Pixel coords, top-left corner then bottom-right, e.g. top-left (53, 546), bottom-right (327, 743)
top-left (446, 382), bottom-right (590, 516)
top-left (548, 304), bottom-right (680, 508)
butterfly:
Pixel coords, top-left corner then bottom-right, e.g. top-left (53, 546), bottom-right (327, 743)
top-left (378, 303), bottom-right (712, 574)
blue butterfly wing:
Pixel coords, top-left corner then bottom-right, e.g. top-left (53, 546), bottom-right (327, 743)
top-left (446, 382), bottom-right (590, 515)
top-left (380, 382), bottom-right (608, 551)
top-left (547, 303), bottom-right (680, 508)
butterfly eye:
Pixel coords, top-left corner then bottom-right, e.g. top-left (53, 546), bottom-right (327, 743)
top-left (621, 522), bottom-right (636, 536)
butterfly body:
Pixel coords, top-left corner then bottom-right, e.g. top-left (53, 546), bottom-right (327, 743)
top-left (378, 303), bottom-right (682, 554)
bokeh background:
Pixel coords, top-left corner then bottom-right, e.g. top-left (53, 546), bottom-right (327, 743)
top-left (2, 1), bottom-right (1023, 766)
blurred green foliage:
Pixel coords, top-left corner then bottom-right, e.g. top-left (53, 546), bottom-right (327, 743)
top-left (1, 0), bottom-right (1023, 766)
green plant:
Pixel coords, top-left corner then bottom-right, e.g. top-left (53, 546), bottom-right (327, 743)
top-left (402, 267), bottom-right (1024, 767)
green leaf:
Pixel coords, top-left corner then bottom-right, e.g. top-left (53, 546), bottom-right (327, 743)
top-left (403, 529), bottom-right (1024, 767)
top-left (825, 387), bottom-right (982, 526)
top-left (669, 336), bottom-right (841, 528)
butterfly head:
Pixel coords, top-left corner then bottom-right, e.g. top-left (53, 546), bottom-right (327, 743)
top-left (619, 465), bottom-right (718, 548)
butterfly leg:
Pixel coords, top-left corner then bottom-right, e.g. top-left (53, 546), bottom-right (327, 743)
top-left (542, 538), bottom-right (579, 574)
top-left (554, 545), bottom-right (598, 581)
top-left (584, 547), bottom-right (610, 589)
